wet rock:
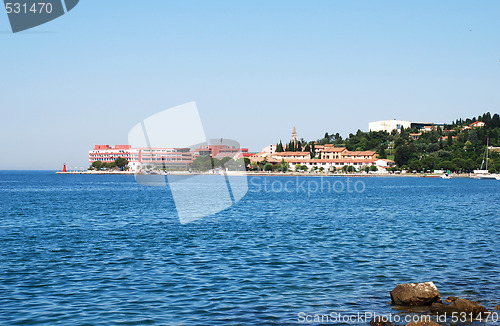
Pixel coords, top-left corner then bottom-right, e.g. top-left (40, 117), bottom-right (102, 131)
top-left (390, 282), bottom-right (441, 306)
top-left (405, 322), bottom-right (440, 326)
top-left (431, 296), bottom-right (488, 316)
top-left (444, 296), bottom-right (457, 303)
top-left (369, 316), bottom-right (392, 326)
top-left (495, 304), bottom-right (500, 310)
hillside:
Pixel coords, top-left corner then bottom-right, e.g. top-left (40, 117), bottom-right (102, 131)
top-left (278, 112), bottom-right (500, 172)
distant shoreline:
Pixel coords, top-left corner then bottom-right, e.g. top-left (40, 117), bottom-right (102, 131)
top-left (54, 171), bottom-right (474, 178)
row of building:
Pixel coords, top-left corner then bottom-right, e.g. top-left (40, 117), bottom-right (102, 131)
top-left (91, 123), bottom-right (418, 172)
top-left (89, 119), bottom-right (489, 172)
top-left (407, 121), bottom-right (486, 141)
top-left (89, 145), bottom-right (394, 172)
top-left (369, 119), bottom-right (486, 134)
top-left (248, 144), bottom-right (394, 172)
top-left (89, 144), bottom-right (250, 171)
top-left (89, 142), bottom-right (394, 172)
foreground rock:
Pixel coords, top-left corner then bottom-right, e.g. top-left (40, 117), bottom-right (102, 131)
top-left (390, 282), bottom-right (441, 306)
top-left (495, 304), bottom-right (500, 310)
top-left (405, 322), bottom-right (440, 326)
top-left (431, 296), bottom-right (488, 316)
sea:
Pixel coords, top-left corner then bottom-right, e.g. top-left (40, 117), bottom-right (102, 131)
top-left (0, 171), bottom-right (499, 325)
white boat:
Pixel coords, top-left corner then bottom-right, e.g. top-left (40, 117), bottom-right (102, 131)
top-left (441, 174), bottom-right (452, 179)
top-left (477, 174), bottom-right (497, 180)
top-left (474, 138), bottom-right (498, 179)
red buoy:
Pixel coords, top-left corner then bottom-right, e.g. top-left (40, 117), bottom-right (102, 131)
top-left (63, 163), bottom-right (67, 172)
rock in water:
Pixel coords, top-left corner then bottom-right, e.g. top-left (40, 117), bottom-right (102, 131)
top-left (444, 296), bottom-right (458, 303)
top-left (431, 296), bottom-right (488, 316)
top-left (390, 282), bottom-right (441, 306)
top-left (495, 304), bottom-right (500, 310)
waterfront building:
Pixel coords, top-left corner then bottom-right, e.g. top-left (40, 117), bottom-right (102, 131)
top-left (284, 157), bottom-right (394, 172)
top-left (285, 158), bottom-right (378, 171)
top-left (313, 144), bottom-right (324, 157)
top-left (89, 144), bottom-right (249, 171)
top-left (248, 146), bottom-right (387, 172)
top-left (320, 146), bottom-right (347, 159)
top-left (271, 151), bottom-right (311, 160)
top-left (318, 147), bottom-right (376, 160)
top-left (261, 144), bottom-right (277, 155)
top-left (89, 145), bottom-right (139, 163)
top-left (375, 159), bottom-right (396, 169)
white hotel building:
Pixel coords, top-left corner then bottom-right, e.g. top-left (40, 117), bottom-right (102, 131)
top-left (368, 120), bottom-right (412, 133)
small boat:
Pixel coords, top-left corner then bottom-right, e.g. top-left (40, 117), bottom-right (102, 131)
top-left (477, 174), bottom-right (497, 180)
top-left (441, 174), bottom-right (452, 179)
top-left (474, 138), bottom-right (498, 179)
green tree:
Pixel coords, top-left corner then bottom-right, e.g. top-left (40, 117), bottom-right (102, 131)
top-left (104, 161), bottom-right (116, 169)
top-left (440, 160), bottom-right (456, 172)
top-left (264, 163), bottom-right (273, 172)
top-left (278, 159), bottom-right (289, 172)
top-left (91, 161), bottom-right (103, 170)
top-left (408, 159), bottom-right (423, 172)
top-left (378, 145), bottom-right (387, 159)
top-left (214, 156), bottom-right (232, 168)
top-left (114, 157), bottom-right (129, 171)
top-left (395, 145), bottom-right (416, 167)
top-left (190, 156), bottom-right (214, 171)
top-left (276, 141), bottom-right (284, 152)
top-left (296, 164), bottom-right (308, 172)
top-left (251, 161), bottom-right (259, 171)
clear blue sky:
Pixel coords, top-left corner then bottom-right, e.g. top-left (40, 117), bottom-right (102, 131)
top-left (1, 1), bottom-right (500, 169)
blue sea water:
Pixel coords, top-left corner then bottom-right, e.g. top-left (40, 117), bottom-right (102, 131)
top-left (0, 171), bottom-right (499, 325)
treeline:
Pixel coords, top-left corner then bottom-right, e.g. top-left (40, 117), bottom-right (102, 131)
top-left (276, 140), bottom-right (318, 158)
top-left (393, 113), bottom-right (499, 172)
top-left (449, 112), bottom-right (500, 129)
top-left (90, 158), bottom-right (129, 171)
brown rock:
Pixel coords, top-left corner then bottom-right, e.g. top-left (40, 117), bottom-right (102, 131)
top-left (495, 304), bottom-right (500, 310)
top-left (390, 282), bottom-right (441, 306)
top-left (444, 296), bottom-right (457, 303)
top-left (431, 297), bottom-right (488, 316)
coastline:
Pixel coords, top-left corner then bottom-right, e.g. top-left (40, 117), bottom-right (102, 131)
top-left (55, 170), bottom-right (474, 178)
